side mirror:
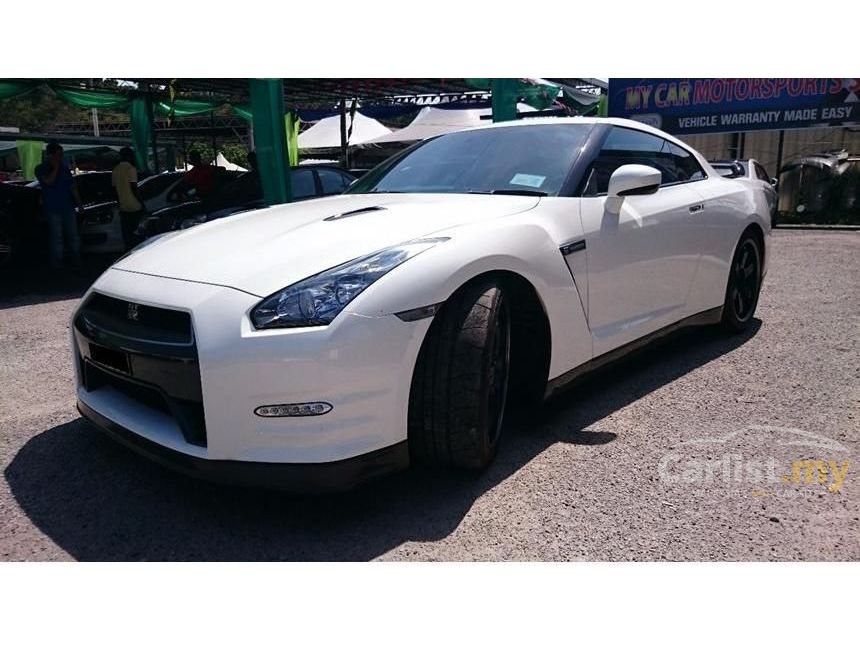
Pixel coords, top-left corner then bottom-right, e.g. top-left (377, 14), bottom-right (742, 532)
top-left (770, 178), bottom-right (778, 188)
top-left (605, 164), bottom-right (661, 215)
top-left (607, 164), bottom-right (662, 198)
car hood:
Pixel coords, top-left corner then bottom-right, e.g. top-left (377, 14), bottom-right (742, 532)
top-left (112, 192), bottom-right (540, 296)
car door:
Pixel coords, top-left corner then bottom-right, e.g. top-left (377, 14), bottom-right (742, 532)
top-left (578, 126), bottom-right (706, 355)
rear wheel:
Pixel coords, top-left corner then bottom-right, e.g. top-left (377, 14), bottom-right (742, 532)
top-left (408, 279), bottom-right (511, 470)
top-left (721, 232), bottom-right (762, 333)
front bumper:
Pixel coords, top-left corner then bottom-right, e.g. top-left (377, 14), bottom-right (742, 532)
top-left (72, 268), bottom-right (431, 486)
top-left (78, 399), bottom-right (408, 492)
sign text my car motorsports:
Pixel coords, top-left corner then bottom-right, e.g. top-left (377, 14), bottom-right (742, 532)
top-left (607, 78), bottom-right (860, 134)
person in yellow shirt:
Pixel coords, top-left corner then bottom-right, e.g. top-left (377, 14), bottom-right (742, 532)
top-left (111, 147), bottom-right (145, 248)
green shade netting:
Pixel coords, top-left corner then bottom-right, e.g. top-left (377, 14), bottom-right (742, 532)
top-left (154, 99), bottom-right (220, 118)
top-left (233, 104), bottom-right (253, 121)
top-left (0, 81), bottom-right (38, 100)
top-left (597, 95), bottom-right (608, 117)
top-left (467, 78), bottom-right (560, 113)
top-left (16, 140), bottom-right (44, 180)
top-left (51, 86), bottom-right (131, 109)
top-left (285, 112), bottom-right (300, 167)
top-left (129, 97), bottom-right (152, 172)
top-left (237, 104), bottom-right (299, 167)
top-left (249, 79), bottom-right (290, 205)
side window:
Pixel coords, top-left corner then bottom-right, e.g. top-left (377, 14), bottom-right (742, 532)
top-left (290, 169), bottom-right (316, 200)
top-left (318, 168), bottom-right (350, 195)
top-left (583, 127), bottom-right (704, 195)
top-left (668, 143), bottom-right (706, 183)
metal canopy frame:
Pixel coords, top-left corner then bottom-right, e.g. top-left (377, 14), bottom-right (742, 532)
top-left (124, 78), bottom-right (485, 106)
top-left (117, 77), bottom-right (607, 107)
top-left (12, 78), bottom-right (607, 203)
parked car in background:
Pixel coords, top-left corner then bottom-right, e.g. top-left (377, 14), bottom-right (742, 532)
top-left (1, 171), bottom-right (124, 269)
top-left (73, 118), bottom-right (771, 491)
top-left (81, 171), bottom-right (187, 253)
top-left (27, 170), bottom-right (117, 205)
top-left (0, 181), bottom-right (40, 268)
top-left (777, 150), bottom-right (859, 225)
top-left (135, 165), bottom-right (355, 241)
top-left (136, 170), bottom-right (188, 213)
top-left (709, 159), bottom-right (778, 225)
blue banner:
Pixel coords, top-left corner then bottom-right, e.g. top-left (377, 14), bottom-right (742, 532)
top-left (608, 78), bottom-right (860, 134)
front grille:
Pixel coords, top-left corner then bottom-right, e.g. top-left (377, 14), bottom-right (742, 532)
top-left (81, 360), bottom-right (207, 447)
top-left (80, 292), bottom-right (192, 345)
top-left (75, 292), bottom-right (206, 448)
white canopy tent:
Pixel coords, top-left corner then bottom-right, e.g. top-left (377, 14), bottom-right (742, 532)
top-left (179, 153), bottom-right (248, 173)
top-left (362, 103), bottom-right (537, 146)
top-left (214, 152), bottom-right (247, 172)
top-left (298, 112), bottom-right (391, 150)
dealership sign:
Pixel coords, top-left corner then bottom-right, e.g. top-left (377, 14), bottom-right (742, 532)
top-left (608, 78), bottom-right (860, 134)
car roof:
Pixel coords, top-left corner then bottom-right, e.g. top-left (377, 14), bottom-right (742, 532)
top-left (466, 115), bottom-right (699, 154)
top-left (464, 115), bottom-right (713, 168)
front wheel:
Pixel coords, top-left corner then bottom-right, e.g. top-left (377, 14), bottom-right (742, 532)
top-left (721, 232), bottom-right (762, 333)
top-left (408, 279), bottom-right (511, 470)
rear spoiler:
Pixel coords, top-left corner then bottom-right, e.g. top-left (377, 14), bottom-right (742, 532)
top-left (712, 161), bottom-right (745, 178)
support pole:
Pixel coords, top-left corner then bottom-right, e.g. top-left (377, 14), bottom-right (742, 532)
top-left (129, 96), bottom-right (153, 173)
top-left (249, 79), bottom-right (291, 205)
top-left (775, 129), bottom-right (785, 179)
top-left (490, 78), bottom-right (518, 123)
top-left (148, 92), bottom-right (159, 173)
top-left (339, 98), bottom-right (349, 170)
top-left (210, 110), bottom-right (218, 165)
top-left (729, 132), bottom-right (740, 159)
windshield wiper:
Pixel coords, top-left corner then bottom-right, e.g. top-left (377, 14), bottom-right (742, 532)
top-left (491, 189), bottom-right (548, 197)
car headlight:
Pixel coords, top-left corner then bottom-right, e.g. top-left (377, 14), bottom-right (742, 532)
top-left (251, 237), bottom-right (448, 329)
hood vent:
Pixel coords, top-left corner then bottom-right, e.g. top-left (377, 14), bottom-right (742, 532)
top-left (324, 205), bottom-right (386, 221)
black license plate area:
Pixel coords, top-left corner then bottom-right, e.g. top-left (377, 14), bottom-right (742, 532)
top-left (89, 343), bottom-right (131, 375)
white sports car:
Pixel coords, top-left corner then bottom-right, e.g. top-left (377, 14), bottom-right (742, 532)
top-left (72, 117), bottom-right (771, 491)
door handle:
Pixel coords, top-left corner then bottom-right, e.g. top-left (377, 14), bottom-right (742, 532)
top-left (689, 204), bottom-right (704, 214)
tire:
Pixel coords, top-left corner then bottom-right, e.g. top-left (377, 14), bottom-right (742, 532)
top-left (721, 231), bottom-right (762, 333)
top-left (408, 278), bottom-right (511, 470)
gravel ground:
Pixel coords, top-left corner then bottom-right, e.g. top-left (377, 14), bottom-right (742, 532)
top-left (0, 230), bottom-right (857, 561)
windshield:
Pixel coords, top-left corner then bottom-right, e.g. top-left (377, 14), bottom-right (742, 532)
top-left (348, 123), bottom-right (592, 197)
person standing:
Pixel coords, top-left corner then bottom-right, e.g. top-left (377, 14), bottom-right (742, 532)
top-left (112, 147), bottom-right (145, 249)
top-left (181, 150), bottom-right (218, 202)
top-left (35, 142), bottom-right (83, 270)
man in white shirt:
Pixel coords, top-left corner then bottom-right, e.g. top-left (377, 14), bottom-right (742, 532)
top-left (111, 147), bottom-right (144, 248)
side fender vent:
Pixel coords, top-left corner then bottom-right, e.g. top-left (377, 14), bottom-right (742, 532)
top-left (324, 206), bottom-right (386, 221)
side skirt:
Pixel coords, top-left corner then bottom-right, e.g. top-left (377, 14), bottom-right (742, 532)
top-left (544, 306), bottom-right (724, 399)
